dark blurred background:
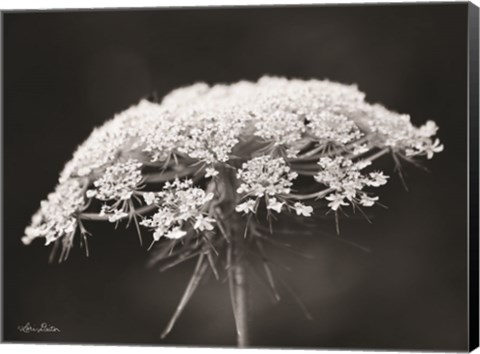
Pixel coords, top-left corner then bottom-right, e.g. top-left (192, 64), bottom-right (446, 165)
top-left (2, 3), bottom-right (469, 351)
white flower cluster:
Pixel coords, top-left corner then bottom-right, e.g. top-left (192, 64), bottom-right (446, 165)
top-left (254, 111), bottom-right (305, 146)
top-left (22, 180), bottom-right (85, 246)
top-left (315, 156), bottom-right (389, 211)
top-left (22, 76), bottom-right (443, 249)
top-left (99, 204), bottom-right (130, 223)
top-left (160, 77), bottom-right (369, 158)
top-left (59, 100), bottom-right (162, 182)
top-left (139, 179), bottom-right (214, 240)
top-left (86, 159), bottom-right (143, 201)
top-left (307, 111), bottom-right (362, 145)
top-left (236, 156), bottom-right (298, 197)
top-left (179, 114), bottom-right (246, 163)
top-left (235, 155), bottom-right (313, 216)
top-left (58, 76), bottom-right (443, 180)
top-left (235, 197), bottom-right (314, 217)
top-left (360, 104), bottom-right (444, 158)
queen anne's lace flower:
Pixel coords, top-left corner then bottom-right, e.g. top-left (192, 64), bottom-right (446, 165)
top-left (87, 159), bottom-right (143, 201)
top-left (140, 179), bottom-right (214, 241)
top-left (254, 111), bottom-right (305, 146)
top-left (23, 76), bottom-right (443, 251)
top-left (57, 77), bottom-right (442, 179)
top-left (412, 138), bottom-right (444, 159)
top-left (236, 156), bottom-right (298, 198)
top-left (19, 76), bottom-right (446, 345)
top-left (235, 199), bottom-right (257, 214)
top-left (143, 192), bottom-right (157, 205)
top-left (180, 115), bottom-right (246, 163)
top-left (367, 171), bottom-right (389, 187)
top-left (99, 205), bottom-right (129, 223)
top-left (293, 202), bottom-right (313, 217)
top-left (193, 215), bottom-right (216, 231)
top-left (315, 156), bottom-right (389, 210)
top-left (359, 194), bottom-right (379, 207)
top-left (325, 193), bottom-right (350, 211)
top-left (307, 111), bottom-right (362, 145)
top-left (164, 227), bottom-right (187, 240)
top-left (359, 105), bottom-right (444, 159)
top-left (205, 167), bottom-right (219, 178)
top-left (266, 197), bottom-right (285, 213)
top-left (59, 100), bottom-right (163, 182)
top-left (22, 179), bottom-right (85, 246)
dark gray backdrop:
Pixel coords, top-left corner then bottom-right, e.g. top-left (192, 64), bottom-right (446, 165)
top-left (3, 3), bottom-right (469, 350)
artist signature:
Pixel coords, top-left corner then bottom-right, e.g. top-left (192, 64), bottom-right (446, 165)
top-left (17, 322), bottom-right (61, 333)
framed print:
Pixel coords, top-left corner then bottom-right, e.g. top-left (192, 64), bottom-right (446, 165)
top-left (1, 2), bottom-right (479, 352)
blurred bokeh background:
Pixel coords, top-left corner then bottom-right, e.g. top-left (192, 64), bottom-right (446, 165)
top-left (3, 3), bottom-right (469, 351)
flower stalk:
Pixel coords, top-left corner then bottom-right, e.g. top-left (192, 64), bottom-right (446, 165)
top-left (232, 247), bottom-right (250, 347)
top-left (217, 164), bottom-right (251, 346)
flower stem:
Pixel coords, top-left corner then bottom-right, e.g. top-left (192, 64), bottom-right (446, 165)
top-left (219, 165), bottom-right (251, 348)
top-left (232, 248), bottom-right (250, 347)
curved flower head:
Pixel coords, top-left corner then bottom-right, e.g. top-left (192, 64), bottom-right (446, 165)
top-left (21, 76), bottom-right (442, 257)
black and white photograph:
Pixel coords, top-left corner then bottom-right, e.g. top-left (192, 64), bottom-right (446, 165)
top-left (1, 1), bottom-right (479, 352)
